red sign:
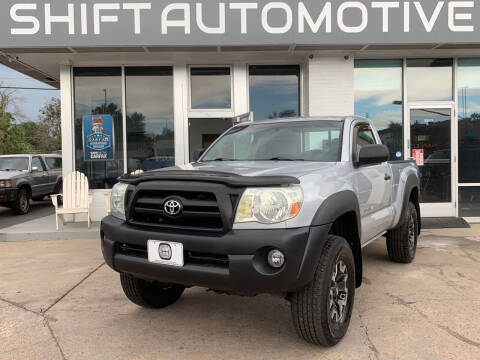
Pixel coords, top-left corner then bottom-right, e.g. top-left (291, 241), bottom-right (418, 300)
top-left (412, 149), bottom-right (424, 166)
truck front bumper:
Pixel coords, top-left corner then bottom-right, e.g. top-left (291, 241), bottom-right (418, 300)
top-left (101, 216), bottom-right (330, 294)
top-left (0, 188), bottom-right (18, 204)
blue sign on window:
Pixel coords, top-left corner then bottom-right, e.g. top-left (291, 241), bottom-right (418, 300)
top-left (83, 115), bottom-right (114, 161)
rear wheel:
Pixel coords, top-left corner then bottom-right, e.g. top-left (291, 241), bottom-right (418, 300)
top-left (386, 201), bottom-right (418, 263)
top-left (54, 181), bottom-right (63, 205)
top-left (120, 273), bottom-right (185, 308)
top-left (12, 187), bottom-right (30, 215)
top-left (291, 235), bottom-right (355, 346)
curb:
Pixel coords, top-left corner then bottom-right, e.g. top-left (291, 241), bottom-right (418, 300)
top-left (0, 229), bottom-right (99, 242)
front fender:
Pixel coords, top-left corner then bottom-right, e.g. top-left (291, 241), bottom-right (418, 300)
top-left (310, 190), bottom-right (361, 236)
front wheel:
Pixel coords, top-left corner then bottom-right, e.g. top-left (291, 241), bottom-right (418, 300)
top-left (291, 235), bottom-right (355, 346)
top-left (386, 201), bottom-right (418, 263)
top-left (120, 273), bottom-right (185, 308)
top-left (12, 187), bottom-right (30, 215)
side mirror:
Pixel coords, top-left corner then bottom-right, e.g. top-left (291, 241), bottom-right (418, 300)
top-left (31, 166), bottom-right (39, 172)
top-left (193, 148), bottom-right (205, 162)
top-left (357, 144), bottom-right (389, 167)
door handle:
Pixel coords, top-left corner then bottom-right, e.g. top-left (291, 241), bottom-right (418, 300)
top-left (384, 174), bottom-right (391, 181)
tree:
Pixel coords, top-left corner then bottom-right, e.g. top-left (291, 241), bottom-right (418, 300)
top-left (39, 97), bottom-right (61, 150)
top-left (0, 85), bottom-right (32, 154)
top-left (17, 121), bottom-right (54, 154)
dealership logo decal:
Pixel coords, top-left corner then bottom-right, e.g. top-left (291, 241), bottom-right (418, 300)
top-left (86, 117), bottom-right (111, 151)
top-left (9, 1), bottom-right (476, 37)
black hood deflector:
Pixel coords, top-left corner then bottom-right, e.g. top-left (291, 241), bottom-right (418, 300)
top-left (119, 170), bottom-right (299, 187)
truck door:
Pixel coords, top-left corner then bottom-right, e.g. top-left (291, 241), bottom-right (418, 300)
top-left (44, 156), bottom-right (62, 193)
top-left (352, 124), bottom-right (394, 243)
top-left (30, 156), bottom-right (50, 197)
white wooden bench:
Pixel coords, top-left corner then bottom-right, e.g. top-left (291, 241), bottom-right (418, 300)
top-left (51, 171), bottom-right (92, 230)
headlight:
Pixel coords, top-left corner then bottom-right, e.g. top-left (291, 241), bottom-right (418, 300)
top-left (111, 182), bottom-right (129, 220)
top-left (0, 180), bottom-right (12, 188)
top-left (234, 186), bottom-right (303, 224)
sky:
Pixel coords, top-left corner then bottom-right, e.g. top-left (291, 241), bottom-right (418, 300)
top-left (0, 64), bottom-right (60, 122)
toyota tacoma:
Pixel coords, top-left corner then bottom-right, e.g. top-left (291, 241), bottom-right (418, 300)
top-left (101, 116), bottom-right (420, 346)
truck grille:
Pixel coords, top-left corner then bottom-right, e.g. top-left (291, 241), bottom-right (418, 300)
top-left (129, 190), bottom-right (224, 231)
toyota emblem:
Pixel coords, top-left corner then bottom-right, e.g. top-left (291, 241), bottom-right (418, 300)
top-left (163, 199), bottom-right (183, 216)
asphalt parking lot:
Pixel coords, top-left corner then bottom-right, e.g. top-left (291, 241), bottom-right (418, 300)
top-left (0, 199), bottom-right (54, 229)
top-left (1, 226), bottom-right (479, 360)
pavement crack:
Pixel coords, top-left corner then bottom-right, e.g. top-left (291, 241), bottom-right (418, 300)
top-left (437, 324), bottom-right (480, 349)
top-left (358, 312), bottom-right (380, 360)
top-left (0, 296), bottom-right (41, 316)
top-left (0, 295), bottom-right (68, 358)
top-left (43, 316), bottom-right (67, 360)
top-left (461, 250), bottom-right (480, 264)
top-left (43, 262), bottom-right (105, 314)
top-left (386, 292), bottom-right (480, 349)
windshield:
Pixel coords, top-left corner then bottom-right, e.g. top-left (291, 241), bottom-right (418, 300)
top-left (201, 121), bottom-right (343, 162)
top-left (0, 157), bottom-right (29, 171)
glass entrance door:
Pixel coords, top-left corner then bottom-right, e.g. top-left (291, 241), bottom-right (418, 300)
top-left (408, 106), bottom-right (456, 217)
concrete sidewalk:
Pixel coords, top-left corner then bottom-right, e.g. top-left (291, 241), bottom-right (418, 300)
top-left (0, 214), bottom-right (100, 241)
top-left (1, 227), bottom-right (480, 359)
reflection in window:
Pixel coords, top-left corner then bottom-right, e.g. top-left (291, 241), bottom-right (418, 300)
top-left (190, 67), bottom-right (231, 109)
top-left (354, 60), bottom-right (403, 159)
top-left (459, 187), bottom-right (480, 217)
top-left (249, 65), bottom-right (300, 121)
top-left (458, 58), bottom-right (480, 184)
top-left (73, 68), bottom-right (124, 189)
top-left (126, 67), bottom-right (174, 172)
top-left (407, 58), bottom-right (453, 101)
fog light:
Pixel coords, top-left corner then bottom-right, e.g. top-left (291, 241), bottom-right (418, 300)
top-left (267, 249), bottom-right (285, 268)
top-left (159, 244), bottom-right (172, 260)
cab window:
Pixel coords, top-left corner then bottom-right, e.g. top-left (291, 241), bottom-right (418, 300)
top-left (45, 157), bottom-right (62, 170)
top-left (32, 157), bottom-right (46, 171)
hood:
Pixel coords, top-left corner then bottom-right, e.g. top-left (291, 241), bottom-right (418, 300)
top-left (0, 170), bottom-right (26, 180)
top-left (173, 161), bottom-right (338, 178)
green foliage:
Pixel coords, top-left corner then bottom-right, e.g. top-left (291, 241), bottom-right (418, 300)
top-left (39, 97), bottom-right (61, 150)
top-left (0, 88), bottom-right (61, 155)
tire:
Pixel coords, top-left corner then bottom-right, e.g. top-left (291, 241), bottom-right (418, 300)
top-left (120, 273), bottom-right (185, 308)
top-left (386, 201), bottom-right (418, 263)
top-left (12, 187), bottom-right (31, 215)
top-left (291, 235), bottom-right (356, 346)
top-left (54, 181), bottom-right (63, 206)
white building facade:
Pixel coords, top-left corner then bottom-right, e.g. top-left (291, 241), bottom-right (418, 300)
top-left (2, 0), bottom-right (480, 220)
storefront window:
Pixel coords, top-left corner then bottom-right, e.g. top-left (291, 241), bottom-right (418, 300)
top-left (125, 67), bottom-right (174, 172)
top-left (73, 67), bottom-right (124, 189)
top-left (354, 59), bottom-right (403, 160)
top-left (407, 58), bottom-right (453, 101)
top-left (249, 65), bottom-right (300, 121)
top-left (190, 67), bottom-right (231, 109)
top-left (458, 58), bottom-right (480, 184)
top-left (459, 187), bottom-right (480, 217)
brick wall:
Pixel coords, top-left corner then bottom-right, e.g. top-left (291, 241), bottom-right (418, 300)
top-left (307, 56), bottom-right (354, 117)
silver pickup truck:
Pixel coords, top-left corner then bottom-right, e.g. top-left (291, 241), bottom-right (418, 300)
top-left (0, 154), bottom-right (62, 215)
top-left (101, 116), bottom-right (420, 346)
